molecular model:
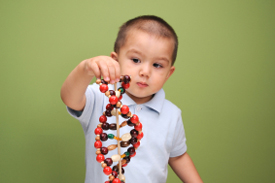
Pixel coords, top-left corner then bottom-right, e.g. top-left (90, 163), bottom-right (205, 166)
top-left (94, 75), bottom-right (143, 183)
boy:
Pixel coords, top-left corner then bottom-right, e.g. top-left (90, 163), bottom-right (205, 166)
top-left (61, 15), bottom-right (203, 183)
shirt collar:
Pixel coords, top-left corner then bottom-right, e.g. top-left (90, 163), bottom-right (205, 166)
top-left (143, 88), bottom-right (165, 114)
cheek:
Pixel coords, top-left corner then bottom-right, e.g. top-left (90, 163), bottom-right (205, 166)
top-left (152, 71), bottom-right (170, 84)
top-left (120, 63), bottom-right (134, 75)
top-left (156, 70), bottom-right (170, 78)
top-left (121, 60), bottom-right (136, 71)
top-left (118, 60), bottom-right (128, 72)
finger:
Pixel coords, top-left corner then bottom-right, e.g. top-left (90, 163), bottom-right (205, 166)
top-left (108, 62), bottom-right (117, 84)
top-left (89, 61), bottom-right (101, 79)
top-left (113, 60), bottom-right (121, 82)
top-left (97, 60), bottom-right (110, 82)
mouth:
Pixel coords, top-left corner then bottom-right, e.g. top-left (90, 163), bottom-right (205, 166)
top-left (137, 82), bottom-right (148, 88)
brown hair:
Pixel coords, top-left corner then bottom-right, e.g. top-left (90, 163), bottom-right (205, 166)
top-left (114, 15), bottom-right (178, 65)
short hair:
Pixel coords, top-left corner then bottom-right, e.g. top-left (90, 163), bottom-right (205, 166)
top-left (114, 15), bottom-right (178, 65)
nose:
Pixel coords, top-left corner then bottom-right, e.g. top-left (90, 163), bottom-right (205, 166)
top-left (139, 63), bottom-right (151, 78)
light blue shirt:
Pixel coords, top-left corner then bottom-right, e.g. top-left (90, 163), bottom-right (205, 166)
top-left (67, 83), bottom-right (187, 183)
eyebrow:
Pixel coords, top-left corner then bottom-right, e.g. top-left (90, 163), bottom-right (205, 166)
top-left (155, 57), bottom-right (170, 63)
top-left (126, 49), bottom-right (171, 63)
top-left (126, 49), bottom-right (144, 56)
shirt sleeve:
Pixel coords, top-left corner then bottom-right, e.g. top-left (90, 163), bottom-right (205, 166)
top-left (66, 83), bottom-right (101, 132)
top-left (169, 113), bottom-right (187, 157)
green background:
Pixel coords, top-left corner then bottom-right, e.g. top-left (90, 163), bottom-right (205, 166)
top-left (1, 0), bottom-right (274, 182)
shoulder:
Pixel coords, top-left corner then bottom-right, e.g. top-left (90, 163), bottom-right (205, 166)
top-left (146, 88), bottom-right (181, 116)
top-left (162, 98), bottom-right (182, 116)
top-left (155, 97), bottom-right (183, 127)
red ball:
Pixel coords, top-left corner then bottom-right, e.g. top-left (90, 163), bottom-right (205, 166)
top-left (109, 96), bottom-right (118, 105)
top-left (118, 95), bottom-right (123, 101)
top-left (130, 151), bottom-right (136, 158)
top-left (112, 178), bottom-right (121, 183)
top-left (99, 115), bottom-right (107, 123)
top-left (130, 114), bottom-right (139, 124)
top-left (133, 141), bottom-right (140, 148)
top-left (134, 122), bottom-right (142, 131)
top-left (100, 84), bottom-right (108, 93)
top-left (120, 105), bottom-right (129, 115)
top-left (122, 163), bottom-right (127, 167)
top-left (103, 166), bottom-right (112, 175)
top-left (122, 82), bottom-right (130, 89)
top-left (137, 132), bottom-right (144, 140)
top-left (94, 127), bottom-right (103, 135)
top-left (94, 140), bottom-right (102, 148)
top-left (96, 154), bottom-right (105, 163)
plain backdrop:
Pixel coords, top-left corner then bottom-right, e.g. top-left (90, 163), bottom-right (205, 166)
top-left (1, 0), bottom-right (274, 182)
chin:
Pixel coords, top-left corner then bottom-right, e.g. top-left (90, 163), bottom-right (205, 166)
top-left (127, 90), bottom-right (148, 98)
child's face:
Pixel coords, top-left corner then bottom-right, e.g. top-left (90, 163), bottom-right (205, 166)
top-left (111, 29), bottom-right (175, 104)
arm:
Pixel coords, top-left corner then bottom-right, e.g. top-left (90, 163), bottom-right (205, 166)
top-left (60, 55), bottom-right (120, 111)
top-left (169, 152), bottom-right (203, 183)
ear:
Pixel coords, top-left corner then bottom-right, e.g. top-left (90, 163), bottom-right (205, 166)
top-left (166, 66), bottom-right (175, 81)
top-left (110, 52), bottom-right (118, 61)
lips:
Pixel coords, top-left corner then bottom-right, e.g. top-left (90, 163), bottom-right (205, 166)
top-left (137, 82), bottom-right (148, 88)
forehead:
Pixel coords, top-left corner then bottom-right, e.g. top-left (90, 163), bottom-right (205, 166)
top-left (122, 29), bottom-right (174, 59)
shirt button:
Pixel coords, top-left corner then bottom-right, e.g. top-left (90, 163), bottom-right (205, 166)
top-left (136, 105), bottom-right (142, 111)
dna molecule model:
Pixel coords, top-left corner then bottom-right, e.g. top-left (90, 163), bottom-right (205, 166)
top-left (94, 75), bottom-right (143, 183)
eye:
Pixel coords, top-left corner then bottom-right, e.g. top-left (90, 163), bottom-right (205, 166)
top-left (153, 63), bottom-right (163, 68)
top-left (132, 58), bottom-right (141, 63)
